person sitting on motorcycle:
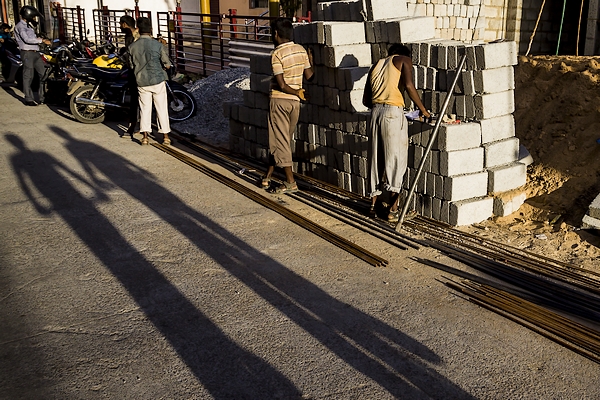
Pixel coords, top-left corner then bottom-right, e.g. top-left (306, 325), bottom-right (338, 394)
top-left (14, 6), bottom-right (51, 106)
top-left (119, 15), bottom-right (140, 137)
top-left (0, 23), bottom-right (11, 82)
top-left (128, 17), bottom-right (172, 146)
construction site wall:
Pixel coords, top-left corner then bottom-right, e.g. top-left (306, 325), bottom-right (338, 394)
top-left (225, 13), bottom-right (529, 226)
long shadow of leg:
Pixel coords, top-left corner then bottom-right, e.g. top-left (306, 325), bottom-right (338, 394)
top-left (6, 133), bottom-right (302, 399)
top-left (50, 127), bottom-right (475, 399)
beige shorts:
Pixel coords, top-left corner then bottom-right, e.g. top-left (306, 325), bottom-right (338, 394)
top-left (268, 97), bottom-right (300, 168)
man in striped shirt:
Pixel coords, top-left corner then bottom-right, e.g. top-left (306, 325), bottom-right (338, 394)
top-left (261, 18), bottom-right (313, 194)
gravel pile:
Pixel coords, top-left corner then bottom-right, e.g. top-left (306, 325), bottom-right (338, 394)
top-left (172, 68), bottom-right (250, 148)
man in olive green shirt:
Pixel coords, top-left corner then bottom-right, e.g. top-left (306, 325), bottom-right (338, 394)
top-left (128, 17), bottom-right (172, 145)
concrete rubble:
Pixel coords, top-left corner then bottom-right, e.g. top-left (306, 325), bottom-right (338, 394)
top-left (224, 0), bottom-right (529, 226)
top-left (582, 193), bottom-right (600, 229)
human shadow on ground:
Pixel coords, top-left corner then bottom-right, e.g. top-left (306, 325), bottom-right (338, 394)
top-left (18, 125), bottom-right (475, 399)
top-left (5, 133), bottom-right (301, 399)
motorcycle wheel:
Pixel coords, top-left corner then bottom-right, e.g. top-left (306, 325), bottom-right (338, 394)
top-left (70, 85), bottom-right (106, 124)
top-left (168, 89), bottom-right (196, 122)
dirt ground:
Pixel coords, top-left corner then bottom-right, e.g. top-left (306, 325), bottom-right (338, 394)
top-left (458, 56), bottom-right (600, 272)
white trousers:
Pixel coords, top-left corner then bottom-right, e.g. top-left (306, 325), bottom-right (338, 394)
top-left (138, 81), bottom-right (170, 134)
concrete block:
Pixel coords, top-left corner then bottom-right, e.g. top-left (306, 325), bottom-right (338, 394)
top-left (426, 68), bottom-right (437, 90)
top-left (293, 21), bottom-right (325, 44)
top-left (365, 0), bottom-right (408, 21)
top-left (431, 150), bottom-right (440, 174)
top-left (340, 89), bottom-right (369, 112)
top-left (324, 22), bottom-right (366, 46)
top-left (474, 66), bottom-right (515, 94)
top-left (582, 214), bottom-right (600, 230)
top-left (461, 70), bottom-right (476, 95)
top-left (426, 173), bottom-right (437, 196)
top-left (493, 190), bottom-right (527, 217)
top-left (475, 41), bottom-right (518, 69)
top-left (320, 0), bottom-right (363, 21)
top-left (474, 90), bottom-right (515, 120)
top-left (443, 171), bottom-right (488, 201)
top-left (386, 17), bottom-right (436, 43)
top-left (484, 137), bottom-right (520, 168)
top-left (324, 44), bottom-right (373, 68)
top-left (480, 114), bottom-right (515, 144)
top-left (449, 196), bottom-right (493, 226)
top-left (440, 147), bottom-right (485, 176)
top-left (439, 200), bottom-right (450, 223)
top-left (434, 122), bottom-right (481, 151)
top-left (255, 92), bottom-right (270, 110)
top-left (243, 90), bottom-right (255, 108)
top-left (249, 54), bottom-right (273, 75)
top-left (589, 193), bottom-right (600, 219)
top-left (519, 144), bottom-right (534, 166)
top-left (487, 162), bottom-right (527, 194)
top-left (352, 155), bottom-right (369, 178)
top-left (340, 66), bottom-right (370, 90)
top-left (250, 73), bottom-right (272, 94)
top-left (422, 195), bottom-right (433, 218)
top-left (431, 43), bottom-right (448, 70)
top-left (432, 197), bottom-right (442, 220)
top-left (324, 87), bottom-right (340, 111)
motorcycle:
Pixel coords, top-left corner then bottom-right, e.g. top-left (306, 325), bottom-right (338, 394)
top-left (0, 36), bottom-right (42, 90)
top-left (67, 53), bottom-right (196, 124)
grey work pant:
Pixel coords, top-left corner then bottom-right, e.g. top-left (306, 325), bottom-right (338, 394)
top-left (368, 103), bottom-right (408, 197)
top-left (21, 50), bottom-right (46, 102)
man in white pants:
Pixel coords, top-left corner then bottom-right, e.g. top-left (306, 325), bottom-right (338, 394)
top-left (128, 17), bottom-right (172, 145)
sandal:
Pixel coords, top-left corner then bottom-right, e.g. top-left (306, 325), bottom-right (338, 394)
top-left (141, 137), bottom-right (149, 145)
top-left (269, 181), bottom-right (299, 194)
top-left (368, 205), bottom-right (376, 218)
top-left (163, 137), bottom-right (171, 145)
top-left (388, 209), bottom-right (418, 223)
top-left (259, 176), bottom-right (270, 189)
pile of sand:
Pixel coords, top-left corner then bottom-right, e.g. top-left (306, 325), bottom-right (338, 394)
top-left (460, 56), bottom-right (600, 270)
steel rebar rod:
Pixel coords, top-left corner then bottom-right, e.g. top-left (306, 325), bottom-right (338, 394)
top-left (396, 53), bottom-right (468, 230)
top-left (153, 143), bottom-right (388, 267)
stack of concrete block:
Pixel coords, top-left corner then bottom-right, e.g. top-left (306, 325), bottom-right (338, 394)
top-left (224, 6), bottom-right (528, 226)
top-left (400, 39), bottom-right (525, 225)
top-left (225, 51), bottom-right (374, 195)
top-left (582, 193), bottom-right (600, 229)
top-left (315, 0), bottom-right (409, 22)
top-left (405, 0), bottom-right (487, 41)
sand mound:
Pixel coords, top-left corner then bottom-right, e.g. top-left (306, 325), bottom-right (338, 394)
top-left (460, 56), bottom-right (600, 270)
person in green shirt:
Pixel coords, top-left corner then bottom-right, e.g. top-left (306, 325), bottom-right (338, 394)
top-left (128, 17), bottom-right (172, 145)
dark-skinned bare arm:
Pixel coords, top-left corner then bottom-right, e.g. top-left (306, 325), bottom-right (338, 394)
top-left (395, 55), bottom-right (431, 118)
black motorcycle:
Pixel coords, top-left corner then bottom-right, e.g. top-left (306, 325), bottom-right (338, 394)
top-left (67, 54), bottom-right (196, 124)
top-left (0, 37), bottom-right (43, 89)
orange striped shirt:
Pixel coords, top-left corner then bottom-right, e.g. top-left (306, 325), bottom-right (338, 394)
top-left (270, 41), bottom-right (311, 101)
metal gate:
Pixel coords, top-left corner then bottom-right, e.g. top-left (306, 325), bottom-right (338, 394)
top-left (157, 10), bottom-right (274, 76)
top-left (92, 7), bottom-right (152, 48)
top-left (52, 4), bottom-right (87, 42)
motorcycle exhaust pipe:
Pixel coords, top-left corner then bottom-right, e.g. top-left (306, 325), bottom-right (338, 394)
top-left (75, 97), bottom-right (122, 108)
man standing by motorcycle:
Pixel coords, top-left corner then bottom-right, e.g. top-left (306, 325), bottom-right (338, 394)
top-left (14, 6), bottom-right (51, 106)
top-left (119, 15), bottom-right (140, 137)
top-left (128, 17), bottom-right (172, 145)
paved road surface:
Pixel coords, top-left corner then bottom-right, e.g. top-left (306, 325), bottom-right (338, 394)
top-left (1, 85), bottom-right (599, 399)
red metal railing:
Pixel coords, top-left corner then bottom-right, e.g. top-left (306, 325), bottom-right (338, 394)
top-left (52, 3), bottom-right (87, 42)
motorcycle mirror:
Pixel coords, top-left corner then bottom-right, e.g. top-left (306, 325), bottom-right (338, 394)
top-left (53, 39), bottom-right (60, 43)
top-left (108, 54), bottom-right (116, 59)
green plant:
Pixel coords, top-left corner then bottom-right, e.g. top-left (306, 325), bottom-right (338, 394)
top-left (280, 0), bottom-right (301, 18)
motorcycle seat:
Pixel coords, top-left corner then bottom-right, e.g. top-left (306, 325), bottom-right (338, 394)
top-left (78, 66), bottom-right (127, 81)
